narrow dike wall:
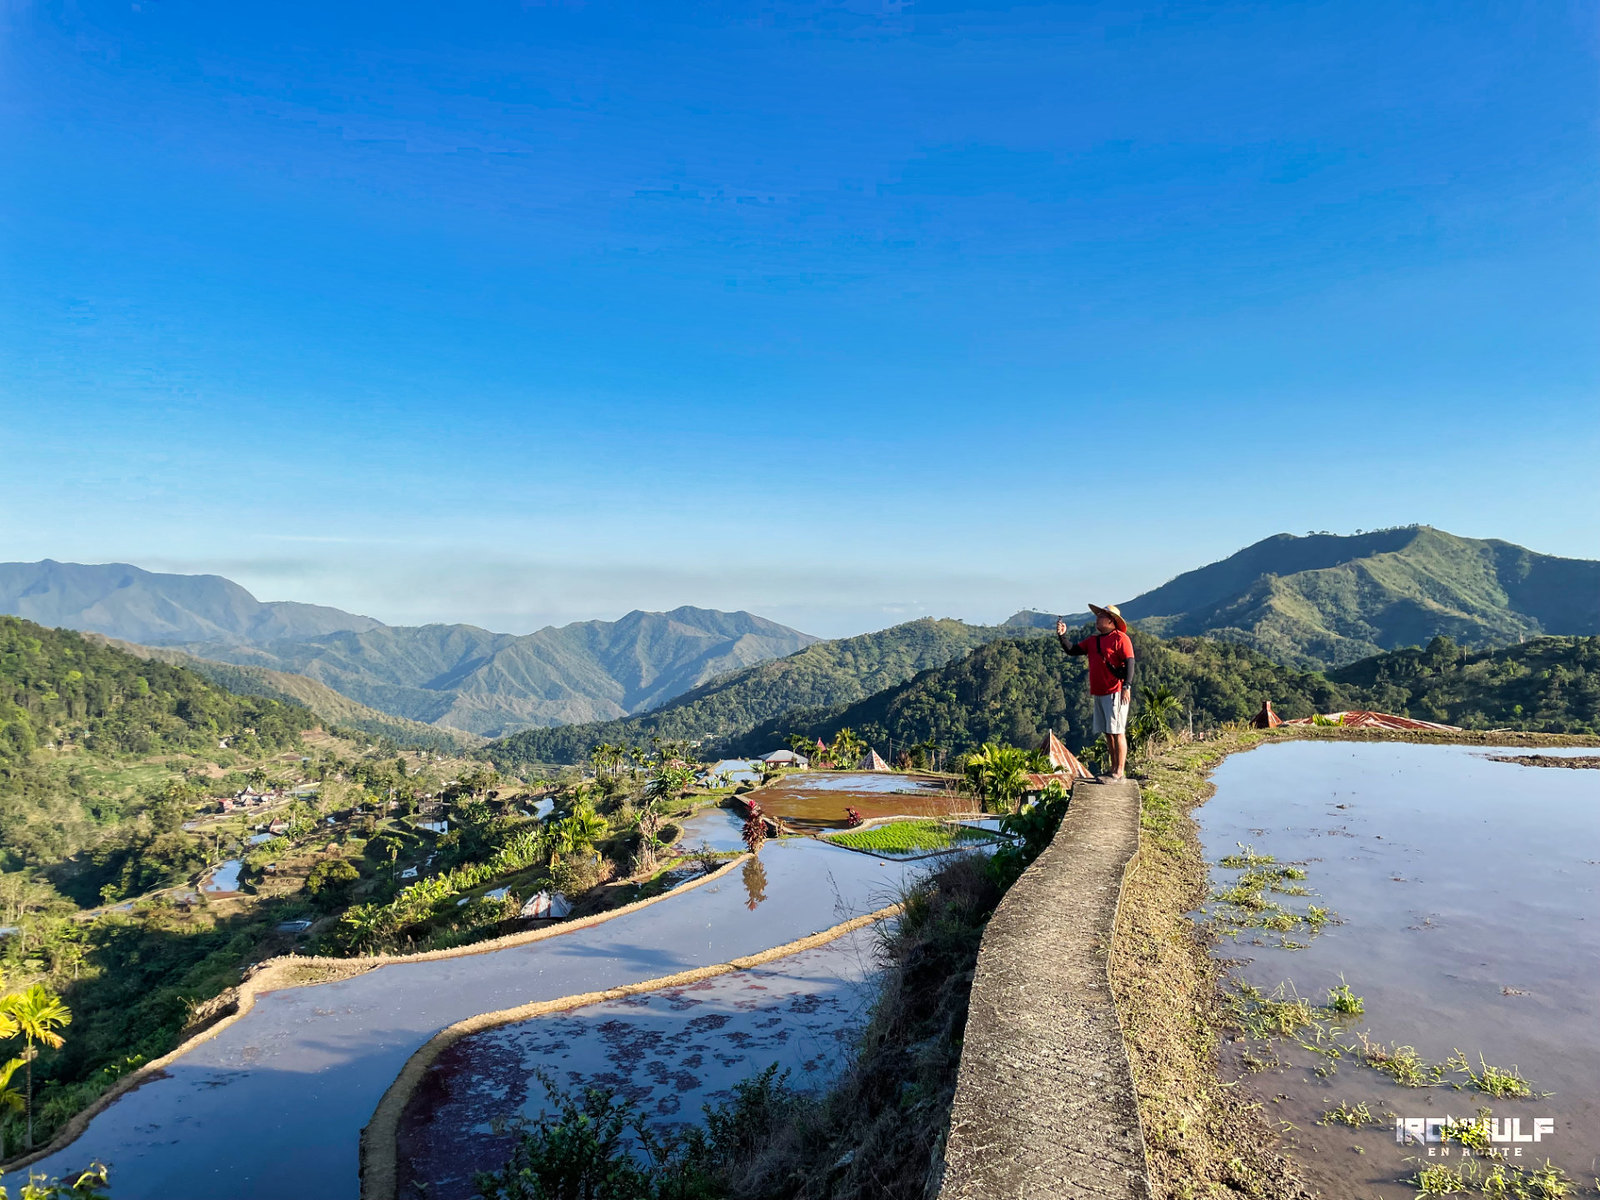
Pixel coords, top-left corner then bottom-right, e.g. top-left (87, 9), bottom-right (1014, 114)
top-left (938, 779), bottom-right (1151, 1200)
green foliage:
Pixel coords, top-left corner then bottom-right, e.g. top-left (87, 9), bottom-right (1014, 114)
top-left (960, 743), bottom-right (1032, 814)
top-left (0, 1163), bottom-right (109, 1200)
top-left (305, 858), bottom-right (360, 905)
top-left (988, 781), bottom-right (1069, 886)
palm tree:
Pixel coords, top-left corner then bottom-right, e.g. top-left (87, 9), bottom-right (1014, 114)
top-left (0, 983), bottom-right (72, 1149)
top-left (0, 1054), bottom-right (25, 1156)
top-left (556, 802), bottom-right (608, 860)
top-left (962, 743), bottom-right (1032, 814)
top-left (830, 727), bottom-right (865, 768)
top-left (1132, 686), bottom-right (1183, 757)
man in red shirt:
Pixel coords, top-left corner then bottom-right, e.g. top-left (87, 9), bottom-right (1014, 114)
top-left (1056, 604), bottom-right (1136, 781)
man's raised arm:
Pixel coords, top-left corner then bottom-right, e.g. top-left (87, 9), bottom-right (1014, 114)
top-left (1055, 619), bottom-right (1086, 654)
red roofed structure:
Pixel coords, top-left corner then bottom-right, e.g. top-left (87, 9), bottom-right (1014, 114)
top-left (1039, 730), bottom-right (1095, 780)
top-left (1281, 710), bottom-right (1461, 732)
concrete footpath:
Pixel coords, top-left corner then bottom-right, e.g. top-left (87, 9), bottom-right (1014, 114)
top-left (939, 779), bottom-right (1150, 1200)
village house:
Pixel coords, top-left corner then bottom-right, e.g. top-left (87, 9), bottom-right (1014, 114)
top-left (760, 749), bottom-right (808, 769)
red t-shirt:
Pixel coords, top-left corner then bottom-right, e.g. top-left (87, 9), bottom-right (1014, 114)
top-left (1076, 631), bottom-right (1134, 696)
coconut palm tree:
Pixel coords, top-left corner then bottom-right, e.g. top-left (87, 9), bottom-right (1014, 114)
top-left (0, 983), bottom-right (71, 1149)
top-left (830, 727), bottom-right (865, 768)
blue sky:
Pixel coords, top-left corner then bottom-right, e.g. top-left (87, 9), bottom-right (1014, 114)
top-left (3, 0), bottom-right (1597, 637)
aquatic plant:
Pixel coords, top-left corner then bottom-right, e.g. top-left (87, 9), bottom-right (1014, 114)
top-left (1326, 978), bottom-right (1365, 1017)
top-left (1217, 844), bottom-right (1277, 869)
top-left (1319, 1100), bottom-right (1376, 1127)
top-left (1445, 1049), bottom-right (1534, 1098)
top-left (1226, 980), bottom-right (1318, 1039)
top-left (1481, 1161), bottom-right (1579, 1200)
top-left (1412, 1160), bottom-right (1472, 1196)
top-left (1350, 1033), bottom-right (1442, 1087)
top-left (1441, 1113), bottom-right (1493, 1154)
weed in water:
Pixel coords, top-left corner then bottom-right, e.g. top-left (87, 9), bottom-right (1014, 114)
top-left (1326, 977), bottom-right (1365, 1017)
top-left (1351, 1033), bottom-right (1442, 1087)
top-left (1412, 1160), bottom-right (1473, 1196)
top-left (1445, 1050), bottom-right (1535, 1099)
top-left (1442, 1113), bottom-right (1494, 1154)
top-left (1217, 843), bottom-right (1276, 869)
top-left (1319, 1100), bottom-right (1376, 1127)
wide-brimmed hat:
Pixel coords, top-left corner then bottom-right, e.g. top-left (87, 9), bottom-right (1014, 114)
top-left (1088, 603), bottom-right (1127, 632)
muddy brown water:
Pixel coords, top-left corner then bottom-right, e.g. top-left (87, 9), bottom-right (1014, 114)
top-left (1198, 741), bottom-right (1600, 1195)
top-left (397, 925), bottom-right (883, 1199)
top-left (749, 771), bottom-right (969, 832)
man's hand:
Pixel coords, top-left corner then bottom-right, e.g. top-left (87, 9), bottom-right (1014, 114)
top-left (1056, 619), bottom-right (1068, 636)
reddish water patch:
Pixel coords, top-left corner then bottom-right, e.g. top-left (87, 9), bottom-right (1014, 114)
top-left (749, 771), bottom-right (971, 832)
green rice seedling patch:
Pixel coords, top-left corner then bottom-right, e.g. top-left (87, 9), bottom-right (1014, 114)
top-left (826, 819), bottom-right (999, 856)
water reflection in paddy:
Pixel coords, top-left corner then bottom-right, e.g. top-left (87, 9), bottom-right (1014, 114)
top-left (22, 836), bottom-right (935, 1200)
top-left (1197, 742), bottom-right (1600, 1196)
top-left (396, 925), bottom-right (883, 1200)
top-left (752, 771), bottom-right (970, 832)
top-left (201, 859), bottom-right (243, 894)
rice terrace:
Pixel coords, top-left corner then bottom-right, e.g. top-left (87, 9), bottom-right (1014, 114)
top-left (5, 2), bottom-right (1600, 1197)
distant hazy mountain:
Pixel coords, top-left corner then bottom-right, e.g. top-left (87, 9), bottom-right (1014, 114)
top-left (0, 560), bottom-right (383, 645)
top-left (0, 561), bottom-right (818, 738)
top-left (178, 607), bottom-right (818, 737)
top-left (1067, 526), bottom-right (1600, 669)
top-left (489, 617), bottom-right (1039, 765)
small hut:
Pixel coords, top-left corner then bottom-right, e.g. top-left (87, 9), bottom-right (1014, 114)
top-left (1248, 700), bottom-right (1283, 729)
top-left (858, 748), bottom-right (891, 772)
top-left (1038, 730), bottom-right (1094, 780)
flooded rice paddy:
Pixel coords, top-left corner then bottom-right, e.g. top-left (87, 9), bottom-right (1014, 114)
top-left (751, 771), bottom-right (971, 832)
top-left (20, 836), bottom-right (933, 1200)
top-left (200, 859), bottom-right (244, 894)
top-left (1197, 741), bottom-right (1600, 1196)
top-left (395, 924), bottom-right (883, 1199)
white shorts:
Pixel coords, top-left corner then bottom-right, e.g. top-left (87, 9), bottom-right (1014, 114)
top-left (1093, 691), bottom-right (1130, 735)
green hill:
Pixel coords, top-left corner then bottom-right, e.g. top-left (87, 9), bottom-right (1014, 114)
top-left (488, 618), bottom-right (1034, 766)
top-left (95, 639), bottom-right (483, 752)
top-left (723, 629), bottom-right (1354, 759)
top-left (1099, 526), bottom-right (1600, 669)
top-left (0, 615), bottom-right (315, 868)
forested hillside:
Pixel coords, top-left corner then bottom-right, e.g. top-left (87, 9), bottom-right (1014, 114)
top-left (0, 616), bottom-right (314, 868)
top-left (724, 629), bottom-right (1354, 757)
top-left (489, 618), bottom-right (1033, 766)
top-left (1329, 635), bottom-right (1600, 732)
top-left (99, 638), bottom-right (482, 752)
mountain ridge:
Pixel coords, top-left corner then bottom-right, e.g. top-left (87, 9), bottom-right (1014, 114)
top-left (0, 561), bottom-right (819, 738)
top-left (1012, 527), bottom-right (1600, 669)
